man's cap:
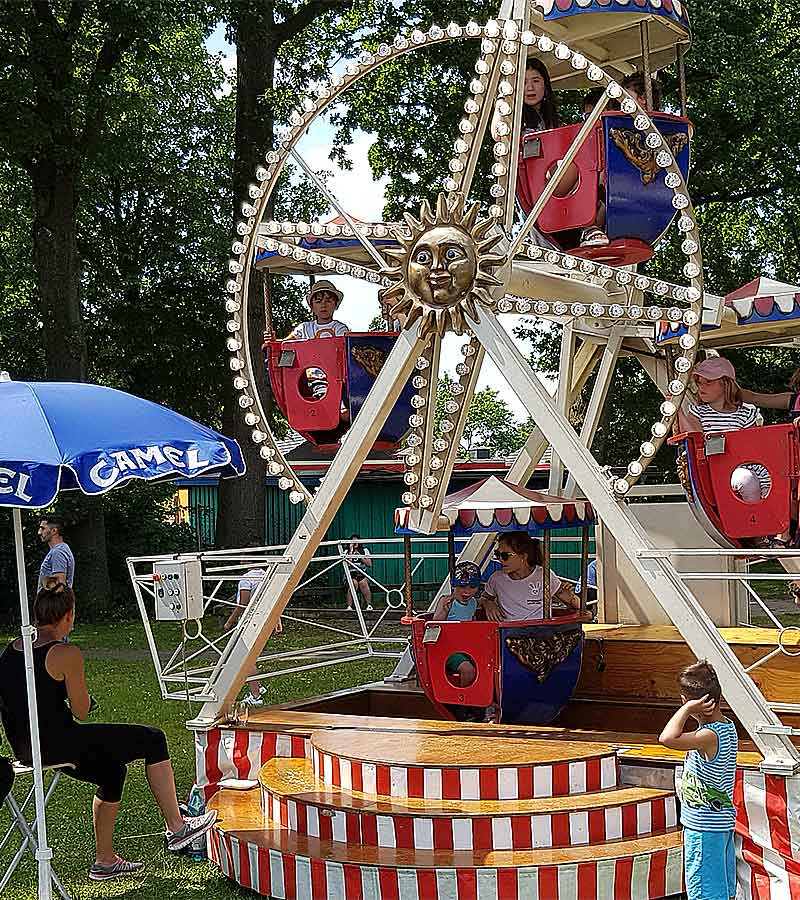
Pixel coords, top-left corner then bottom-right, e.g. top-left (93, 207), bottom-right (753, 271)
top-left (452, 561), bottom-right (481, 588)
top-left (692, 357), bottom-right (736, 381)
top-left (307, 279), bottom-right (344, 308)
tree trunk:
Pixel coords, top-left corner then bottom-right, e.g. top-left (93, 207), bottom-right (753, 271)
top-left (30, 161), bottom-right (87, 382)
top-left (29, 159), bottom-right (111, 611)
top-left (216, 18), bottom-right (277, 550)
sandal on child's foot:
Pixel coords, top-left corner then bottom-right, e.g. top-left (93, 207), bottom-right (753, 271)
top-left (580, 227), bottom-right (610, 248)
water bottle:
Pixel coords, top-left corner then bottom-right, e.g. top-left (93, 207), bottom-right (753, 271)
top-left (185, 785), bottom-right (208, 861)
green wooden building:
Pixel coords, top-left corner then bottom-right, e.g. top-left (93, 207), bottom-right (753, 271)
top-left (174, 443), bottom-right (593, 594)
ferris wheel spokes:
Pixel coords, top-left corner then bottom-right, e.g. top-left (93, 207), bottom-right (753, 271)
top-left (288, 148), bottom-right (388, 270)
top-left (508, 91), bottom-right (610, 261)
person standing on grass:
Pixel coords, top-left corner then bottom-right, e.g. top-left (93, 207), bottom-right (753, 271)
top-left (37, 515), bottom-right (74, 590)
top-left (0, 582), bottom-right (217, 882)
top-left (659, 660), bottom-right (738, 900)
top-left (224, 563), bottom-right (283, 707)
top-left (342, 534), bottom-right (372, 611)
top-left (0, 754), bottom-right (12, 804)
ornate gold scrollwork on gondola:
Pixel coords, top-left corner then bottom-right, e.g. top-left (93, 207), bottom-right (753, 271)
top-left (505, 628), bottom-right (582, 683)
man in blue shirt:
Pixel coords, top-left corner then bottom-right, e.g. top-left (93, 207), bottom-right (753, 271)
top-left (574, 558), bottom-right (597, 607)
top-left (37, 516), bottom-right (75, 590)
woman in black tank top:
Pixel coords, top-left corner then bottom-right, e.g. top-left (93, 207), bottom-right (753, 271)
top-left (0, 638), bottom-right (75, 763)
top-left (0, 583), bottom-right (218, 881)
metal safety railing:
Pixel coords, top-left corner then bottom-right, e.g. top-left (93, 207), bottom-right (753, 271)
top-left (128, 535), bottom-right (589, 703)
top-left (636, 546), bottom-right (800, 713)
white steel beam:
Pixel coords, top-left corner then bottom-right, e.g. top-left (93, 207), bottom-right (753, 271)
top-left (507, 262), bottom-right (612, 305)
top-left (387, 341), bottom-right (601, 682)
top-left (548, 322), bottom-right (576, 495)
top-left (470, 307), bottom-right (800, 773)
top-left (564, 325), bottom-right (625, 498)
top-left (191, 322), bottom-right (427, 726)
top-left (411, 344), bottom-right (485, 535)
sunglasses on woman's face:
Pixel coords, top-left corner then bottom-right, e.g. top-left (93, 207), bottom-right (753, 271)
top-left (494, 550), bottom-right (515, 561)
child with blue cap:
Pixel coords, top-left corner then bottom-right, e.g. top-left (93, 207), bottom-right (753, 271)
top-left (432, 562), bottom-right (482, 687)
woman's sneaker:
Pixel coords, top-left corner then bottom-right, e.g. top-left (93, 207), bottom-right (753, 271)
top-left (89, 856), bottom-right (144, 881)
top-left (166, 810), bottom-right (218, 852)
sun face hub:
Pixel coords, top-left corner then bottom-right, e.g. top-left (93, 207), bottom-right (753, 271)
top-left (382, 193), bottom-right (505, 338)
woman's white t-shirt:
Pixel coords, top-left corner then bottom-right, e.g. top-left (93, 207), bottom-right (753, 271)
top-left (484, 567), bottom-right (562, 621)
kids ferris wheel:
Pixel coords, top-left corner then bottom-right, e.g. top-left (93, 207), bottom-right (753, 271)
top-left (210, 0), bottom-right (800, 779)
top-left (228, 0), bottom-right (702, 516)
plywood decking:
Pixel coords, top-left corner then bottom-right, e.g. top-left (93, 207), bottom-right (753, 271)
top-left (584, 624), bottom-right (800, 646)
top-left (241, 707), bottom-right (765, 769)
top-left (313, 729), bottom-right (615, 769)
top-left (579, 624), bottom-right (800, 706)
top-left (261, 757), bottom-right (674, 816)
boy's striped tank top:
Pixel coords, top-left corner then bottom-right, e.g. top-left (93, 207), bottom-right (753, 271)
top-left (680, 719), bottom-right (738, 831)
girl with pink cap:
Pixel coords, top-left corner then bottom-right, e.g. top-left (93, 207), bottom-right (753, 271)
top-left (677, 356), bottom-right (767, 504)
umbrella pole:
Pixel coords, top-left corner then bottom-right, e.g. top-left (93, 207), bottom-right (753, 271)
top-left (13, 509), bottom-right (53, 900)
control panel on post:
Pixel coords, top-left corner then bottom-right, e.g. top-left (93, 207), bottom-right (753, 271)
top-left (153, 560), bottom-right (204, 621)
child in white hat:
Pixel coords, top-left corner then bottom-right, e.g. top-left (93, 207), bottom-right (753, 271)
top-left (289, 280), bottom-right (349, 341)
top-left (288, 280), bottom-right (349, 403)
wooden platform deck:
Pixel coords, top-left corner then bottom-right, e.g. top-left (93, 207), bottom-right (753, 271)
top-left (261, 756), bottom-right (675, 816)
top-left (243, 704), bottom-right (765, 769)
top-left (210, 787), bottom-right (683, 868)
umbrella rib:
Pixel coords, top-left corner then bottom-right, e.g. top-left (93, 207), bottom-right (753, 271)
top-left (22, 382), bottom-right (63, 464)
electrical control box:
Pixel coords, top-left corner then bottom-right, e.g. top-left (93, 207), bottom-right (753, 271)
top-left (153, 560), bottom-right (204, 621)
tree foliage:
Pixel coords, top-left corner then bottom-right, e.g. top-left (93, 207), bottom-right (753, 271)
top-left (435, 374), bottom-right (533, 456)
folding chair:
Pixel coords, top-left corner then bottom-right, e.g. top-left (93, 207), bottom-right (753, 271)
top-left (0, 761), bottom-right (74, 899)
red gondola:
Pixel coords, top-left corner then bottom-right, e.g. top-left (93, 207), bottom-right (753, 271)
top-left (670, 424), bottom-right (799, 544)
top-left (264, 332), bottom-right (415, 449)
top-left (516, 111), bottom-right (692, 267)
top-left (397, 477), bottom-right (596, 725)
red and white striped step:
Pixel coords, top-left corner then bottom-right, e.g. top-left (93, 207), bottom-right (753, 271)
top-left (196, 726), bottom-right (309, 800)
top-left (311, 730), bottom-right (619, 801)
top-left (208, 789), bottom-right (685, 900)
top-left (260, 758), bottom-right (677, 852)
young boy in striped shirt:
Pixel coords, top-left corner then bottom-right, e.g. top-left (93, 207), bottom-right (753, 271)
top-left (659, 660), bottom-right (738, 900)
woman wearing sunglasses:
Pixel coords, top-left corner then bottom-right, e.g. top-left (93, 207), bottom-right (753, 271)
top-left (481, 533), bottom-right (579, 622)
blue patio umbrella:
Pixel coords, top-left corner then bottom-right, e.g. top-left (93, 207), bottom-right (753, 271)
top-left (0, 373), bottom-right (245, 900)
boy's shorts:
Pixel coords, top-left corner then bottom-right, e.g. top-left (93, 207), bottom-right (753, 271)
top-left (445, 653), bottom-right (472, 673)
top-left (683, 827), bottom-right (736, 900)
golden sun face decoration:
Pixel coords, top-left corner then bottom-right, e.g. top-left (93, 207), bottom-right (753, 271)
top-left (381, 193), bottom-right (505, 338)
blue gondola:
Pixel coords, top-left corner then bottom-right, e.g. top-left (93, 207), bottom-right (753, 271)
top-left (398, 477), bottom-right (596, 725)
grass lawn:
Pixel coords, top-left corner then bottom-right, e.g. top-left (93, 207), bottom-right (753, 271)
top-left (0, 621), bottom-right (399, 899)
top-left (2, 584), bottom-right (793, 899)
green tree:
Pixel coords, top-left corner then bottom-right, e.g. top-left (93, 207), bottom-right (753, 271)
top-left (0, 1), bottom-right (215, 607)
top-left (463, 388), bottom-right (532, 456)
top-left (436, 373), bottom-right (531, 456)
top-left (216, 0), bottom-right (381, 549)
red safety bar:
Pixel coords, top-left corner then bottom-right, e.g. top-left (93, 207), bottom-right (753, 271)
top-left (516, 123), bottom-right (599, 233)
top-left (266, 338), bottom-right (345, 432)
top-left (675, 424), bottom-right (799, 540)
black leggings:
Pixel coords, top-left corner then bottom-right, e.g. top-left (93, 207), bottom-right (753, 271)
top-left (0, 757), bottom-right (13, 804)
top-left (46, 724), bottom-right (169, 803)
